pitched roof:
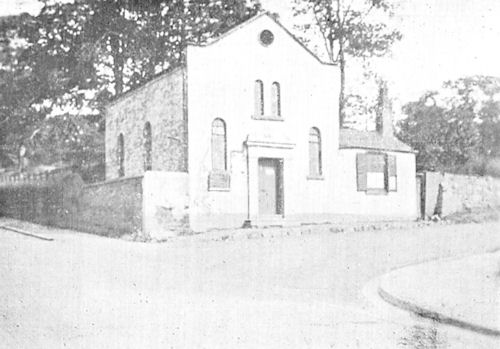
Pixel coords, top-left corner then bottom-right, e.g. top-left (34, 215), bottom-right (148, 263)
top-left (107, 12), bottom-right (336, 108)
top-left (339, 128), bottom-right (414, 153)
top-left (196, 12), bottom-right (336, 67)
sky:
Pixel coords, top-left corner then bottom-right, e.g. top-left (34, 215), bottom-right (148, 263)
top-left (0, 0), bottom-right (43, 16)
top-left (262, 0), bottom-right (500, 103)
top-left (1, 0), bottom-right (500, 104)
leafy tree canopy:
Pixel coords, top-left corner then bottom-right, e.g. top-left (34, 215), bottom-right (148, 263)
top-left (292, 0), bottom-right (401, 125)
top-left (397, 76), bottom-right (500, 176)
top-left (0, 0), bottom-right (261, 179)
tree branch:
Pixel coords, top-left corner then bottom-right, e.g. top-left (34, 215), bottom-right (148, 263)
top-left (313, 5), bottom-right (334, 61)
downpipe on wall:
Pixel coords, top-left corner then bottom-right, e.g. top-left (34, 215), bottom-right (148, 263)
top-left (242, 135), bottom-right (252, 228)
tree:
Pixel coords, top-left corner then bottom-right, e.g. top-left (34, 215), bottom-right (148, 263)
top-left (397, 76), bottom-right (500, 176)
top-left (0, 0), bottom-right (261, 178)
top-left (293, 0), bottom-right (401, 126)
top-left (443, 76), bottom-right (500, 159)
top-left (0, 13), bottom-right (43, 165)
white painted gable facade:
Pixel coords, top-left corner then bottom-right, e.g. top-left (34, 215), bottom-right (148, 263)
top-left (105, 13), bottom-right (417, 236)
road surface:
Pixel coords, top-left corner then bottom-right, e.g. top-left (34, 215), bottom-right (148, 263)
top-left (1, 219), bottom-right (499, 348)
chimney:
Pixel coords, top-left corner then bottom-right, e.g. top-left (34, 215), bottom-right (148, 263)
top-left (375, 81), bottom-right (394, 138)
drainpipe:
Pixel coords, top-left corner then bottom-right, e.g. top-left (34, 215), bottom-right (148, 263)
top-left (242, 135), bottom-right (252, 228)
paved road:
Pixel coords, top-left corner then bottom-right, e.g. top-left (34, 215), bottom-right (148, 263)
top-left (1, 219), bottom-right (499, 348)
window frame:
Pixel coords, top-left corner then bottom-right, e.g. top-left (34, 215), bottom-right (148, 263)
top-left (254, 80), bottom-right (264, 116)
top-left (271, 81), bottom-right (281, 117)
top-left (117, 133), bottom-right (125, 178)
top-left (388, 155), bottom-right (397, 192)
top-left (211, 118), bottom-right (227, 172)
top-left (143, 121), bottom-right (152, 171)
top-left (308, 127), bottom-right (323, 180)
top-left (209, 118), bottom-right (230, 191)
top-left (356, 152), bottom-right (398, 194)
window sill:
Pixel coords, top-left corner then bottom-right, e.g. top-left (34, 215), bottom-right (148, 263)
top-left (365, 188), bottom-right (388, 195)
top-left (251, 115), bottom-right (283, 121)
top-left (307, 175), bottom-right (324, 181)
top-left (208, 187), bottom-right (231, 192)
top-left (208, 171), bottom-right (230, 191)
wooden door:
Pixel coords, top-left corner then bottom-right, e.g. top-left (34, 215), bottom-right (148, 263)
top-left (258, 158), bottom-right (279, 215)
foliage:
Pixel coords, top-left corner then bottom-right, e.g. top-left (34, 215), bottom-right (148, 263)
top-left (292, 0), bottom-right (401, 125)
top-left (343, 93), bottom-right (376, 129)
top-left (0, 0), bottom-right (261, 178)
top-left (397, 76), bottom-right (500, 176)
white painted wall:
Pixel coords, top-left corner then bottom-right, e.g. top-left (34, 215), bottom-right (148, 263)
top-left (336, 149), bottom-right (418, 219)
top-left (106, 13), bottom-right (418, 233)
top-left (142, 171), bottom-right (189, 239)
top-left (186, 15), bottom-right (340, 231)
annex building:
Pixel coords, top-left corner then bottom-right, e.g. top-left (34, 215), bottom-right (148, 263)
top-left (105, 12), bottom-right (417, 236)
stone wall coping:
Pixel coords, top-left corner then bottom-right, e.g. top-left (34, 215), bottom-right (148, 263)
top-left (106, 66), bottom-right (184, 110)
top-left (84, 175), bottom-right (143, 189)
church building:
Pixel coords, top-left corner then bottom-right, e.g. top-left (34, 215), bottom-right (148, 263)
top-left (105, 12), bottom-right (417, 236)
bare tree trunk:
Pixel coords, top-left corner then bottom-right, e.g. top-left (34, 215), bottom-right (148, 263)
top-left (110, 35), bottom-right (124, 96)
top-left (338, 40), bottom-right (345, 128)
top-left (335, 0), bottom-right (345, 128)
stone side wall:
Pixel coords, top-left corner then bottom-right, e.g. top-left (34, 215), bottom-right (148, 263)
top-left (0, 174), bottom-right (143, 237)
top-left (105, 67), bottom-right (187, 180)
top-left (423, 172), bottom-right (500, 217)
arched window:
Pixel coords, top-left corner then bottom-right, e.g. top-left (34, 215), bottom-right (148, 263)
top-left (211, 118), bottom-right (227, 171)
top-left (117, 133), bottom-right (125, 177)
top-left (309, 127), bottom-right (322, 177)
top-left (143, 122), bottom-right (152, 171)
top-left (255, 80), bottom-right (264, 116)
top-left (271, 82), bottom-right (281, 117)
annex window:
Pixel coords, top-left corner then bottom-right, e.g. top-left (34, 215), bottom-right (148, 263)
top-left (356, 153), bottom-right (397, 193)
top-left (211, 118), bottom-right (227, 171)
top-left (255, 80), bottom-right (264, 116)
top-left (388, 155), bottom-right (397, 191)
top-left (117, 133), bottom-right (125, 177)
top-left (271, 82), bottom-right (281, 117)
top-left (143, 122), bottom-right (152, 171)
top-left (309, 127), bottom-right (322, 177)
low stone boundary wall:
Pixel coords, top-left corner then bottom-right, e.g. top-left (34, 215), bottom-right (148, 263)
top-left (65, 176), bottom-right (143, 236)
top-left (422, 172), bottom-right (500, 218)
top-left (0, 173), bottom-right (143, 237)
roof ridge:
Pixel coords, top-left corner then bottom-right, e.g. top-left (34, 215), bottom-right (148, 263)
top-left (191, 11), bottom-right (337, 66)
top-left (339, 128), bottom-right (415, 153)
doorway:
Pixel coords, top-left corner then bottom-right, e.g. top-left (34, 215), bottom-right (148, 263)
top-left (258, 158), bottom-right (284, 216)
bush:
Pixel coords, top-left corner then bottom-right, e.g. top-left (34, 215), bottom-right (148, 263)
top-left (485, 157), bottom-right (500, 178)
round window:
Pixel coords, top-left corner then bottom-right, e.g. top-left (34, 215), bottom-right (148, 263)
top-left (259, 30), bottom-right (274, 46)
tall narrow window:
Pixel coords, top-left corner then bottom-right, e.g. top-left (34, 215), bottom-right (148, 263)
top-left (255, 80), bottom-right (264, 116)
top-left (309, 127), bottom-right (322, 177)
top-left (211, 118), bottom-right (226, 171)
top-left (271, 82), bottom-right (281, 117)
top-left (117, 133), bottom-right (124, 177)
top-left (143, 122), bottom-right (152, 171)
